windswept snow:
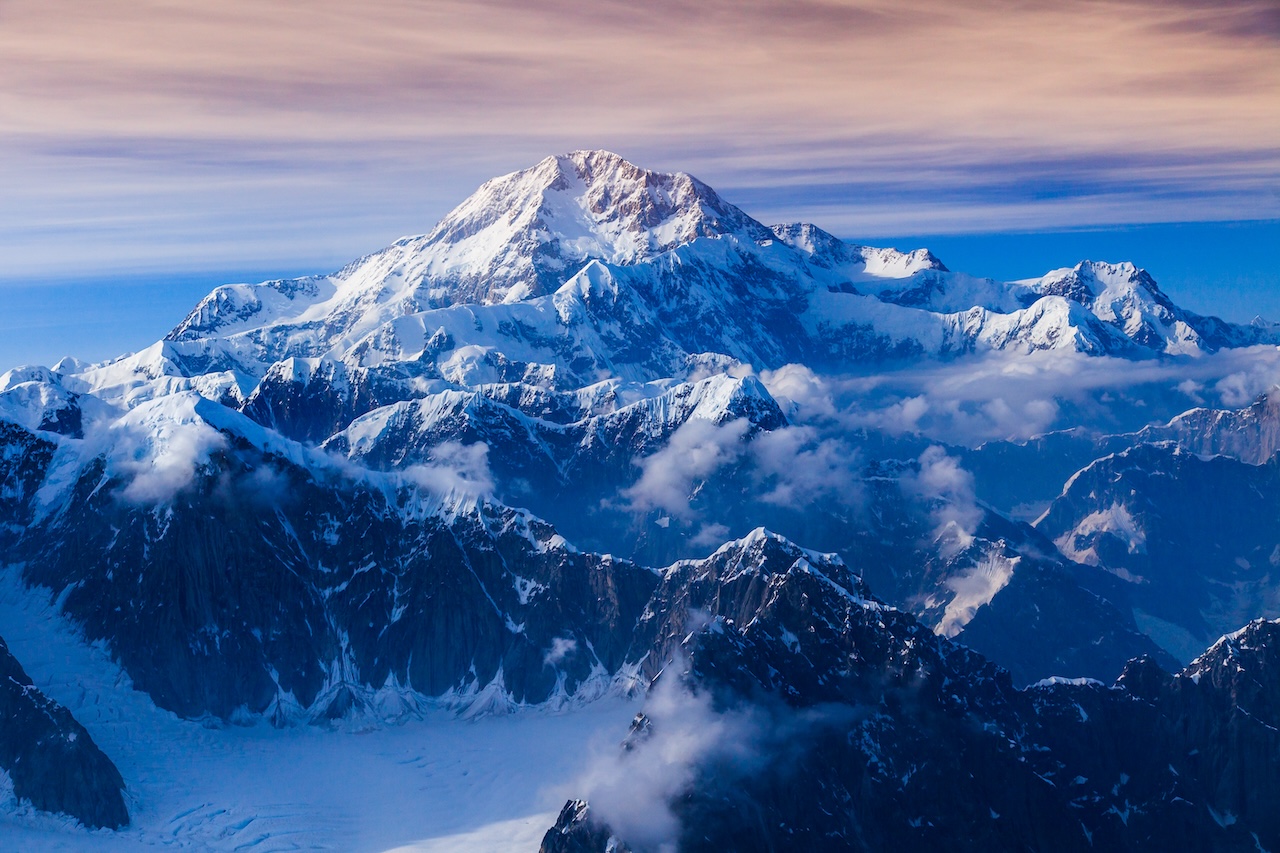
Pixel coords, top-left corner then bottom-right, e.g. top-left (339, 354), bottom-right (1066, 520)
top-left (1055, 501), bottom-right (1147, 570)
top-left (935, 553), bottom-right (1017, 638)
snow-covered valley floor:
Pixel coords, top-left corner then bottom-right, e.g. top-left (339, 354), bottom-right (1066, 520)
top-left (0, 567), bottom-right (640, 852)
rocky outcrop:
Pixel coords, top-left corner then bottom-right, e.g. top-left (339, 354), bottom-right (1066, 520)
top-left (0, 636), bottom-right (128, 829)
top-left (0, 420), bottom-right (56, 538)
top-left (1137, 386), bottom-right (1280, 464)
top-left (540, 800), bottom-right (633, 853)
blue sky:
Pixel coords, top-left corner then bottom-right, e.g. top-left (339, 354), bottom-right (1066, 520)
top-left (1, 0), bottom-right (1277, 369)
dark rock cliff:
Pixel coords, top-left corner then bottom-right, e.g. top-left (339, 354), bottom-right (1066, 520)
top-left (540, 547), bottom-right (1280, 852)
top-left (0, 636), bottom-right (128, 829)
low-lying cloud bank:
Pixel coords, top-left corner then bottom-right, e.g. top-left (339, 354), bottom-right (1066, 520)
top-left (764, 346), bottom-right (1280, 447)
top-left (607, 348), bottom-right (1280, 554)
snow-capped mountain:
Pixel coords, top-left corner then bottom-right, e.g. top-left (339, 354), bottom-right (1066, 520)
top-left (1134, 384), bottom-right (1280, 463)
top-left (5, 150), bottom-right (1279, 708)
top-left (26, 150), bottom-right (1273, 475)
top-left (77, 152), bottom-right (1268, 408)
top-left (3, 150), bottom-right (1280, 844)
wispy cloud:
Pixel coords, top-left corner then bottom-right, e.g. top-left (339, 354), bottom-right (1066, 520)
top-left (2, 0), bottom-right (1277, 277)
top-left (403, 440), bottom-right (495, 499)
top-left (623, 418), bottom-right (751, 520)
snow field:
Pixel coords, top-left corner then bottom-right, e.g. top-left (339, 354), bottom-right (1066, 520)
top-left (0, 566), bottom-right (638, 852)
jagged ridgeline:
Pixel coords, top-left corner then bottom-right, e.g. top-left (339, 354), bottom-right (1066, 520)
top-left (541, 604), bottom-right (1280, 852)
top-left (2, 150), bottom-right (1279, 843)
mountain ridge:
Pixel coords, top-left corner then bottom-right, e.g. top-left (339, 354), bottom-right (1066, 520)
top-left (134, 150), bottom-right (1277, 401)
top-left (3, 149), bottom-right (1280, 843)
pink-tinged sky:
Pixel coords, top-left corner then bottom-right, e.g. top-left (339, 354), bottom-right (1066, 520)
top-left (1, 0), bottom-right (1277, 280)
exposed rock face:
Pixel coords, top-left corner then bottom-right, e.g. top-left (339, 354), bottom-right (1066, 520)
top-left (960, 387), bottom-right (1280, 520)
top-left (238, 358), bottom-right (383, 444)
top-left (541, 552), bottom-right (1280, 852)
top-left (15, 423), bottom-right (660, 721)
top-left (2, 383), bottom-right (1170, 729)
top-left (322, 373), bottom-right (1168, 686)
top-left (540, 800), bottom-right (634, 853)
top-left (323, 371), bottom-right (787, 491)
top-left (1113, 621), bottom-right (1280, 845)
top-left (0, 420), bottom-right (56, 539)
top-left (0, 367), bottom-right (86, 440)
top-left (1136, 385), bottom-right (1280, 464)
top-left (1036, 444), bottom-right (1280, 662)
top-left (0, 636), bottom-right (128, 829)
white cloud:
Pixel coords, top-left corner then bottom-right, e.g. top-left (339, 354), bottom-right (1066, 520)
top-left (801, 346), bottom-right (1280, 446)
top-left (543, 636), bottom-right (577, 667)
top-left (622, 418), bottom-right (750, 519)
top-left (759, 363), bottom-right (836, 422)
top-left (935, 551), bottom-right (1017, 638)
top-left (748, 426), bottom-right (864, 508)
top-left (105, 400), bottom-right (230, 504)
top-left (403, 440), bottom-right (495, 499)
top-left (901, 445), bottom-right (983, 556)
top-left (1214, 360), bottom-right (1280, 408)
top-left (572, 654), bottom-right (872, 849)
top-left (689, 523), bottom-right (731, 549)
top-left (574, 671), bottom-right (761, 852)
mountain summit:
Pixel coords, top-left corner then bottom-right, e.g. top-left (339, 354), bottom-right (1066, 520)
top-left (413, 149), bottom-right (773, 305)
top-left (166, 150), bottom-right (776, 360)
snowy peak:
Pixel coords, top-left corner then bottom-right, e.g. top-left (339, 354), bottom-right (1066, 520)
top-left (405, 149), bottom-right (772, 305)
top-left (168, 276), bottom-right (331, 343)
top-left (149, 151), bottom-right (1280, 378)
top-left (0, 365), bottom-right (62, 392)
top-left (602, 373), bottom-right (786, 432)
top-left (158, 151), bottom-right (784, 357)
top-left (694, 526), bottom-right (868, 596)
top-left (516, 150), bottom-right (766, 247)
top-left (771, 221), bottom-right (948, 280)
top-left (1181, 619), bottom-right (1280, 716)
top-left (163, 150), bottom-right (775, 351)
top-left (1018, 260), bottom-right (1211, 354)
top-left (1137, 385), bottom-right (1280, 464)
top-left (0, 365), bottom-right (85, 437)
top-left (1029, 261), bottom-right (1169, 307)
